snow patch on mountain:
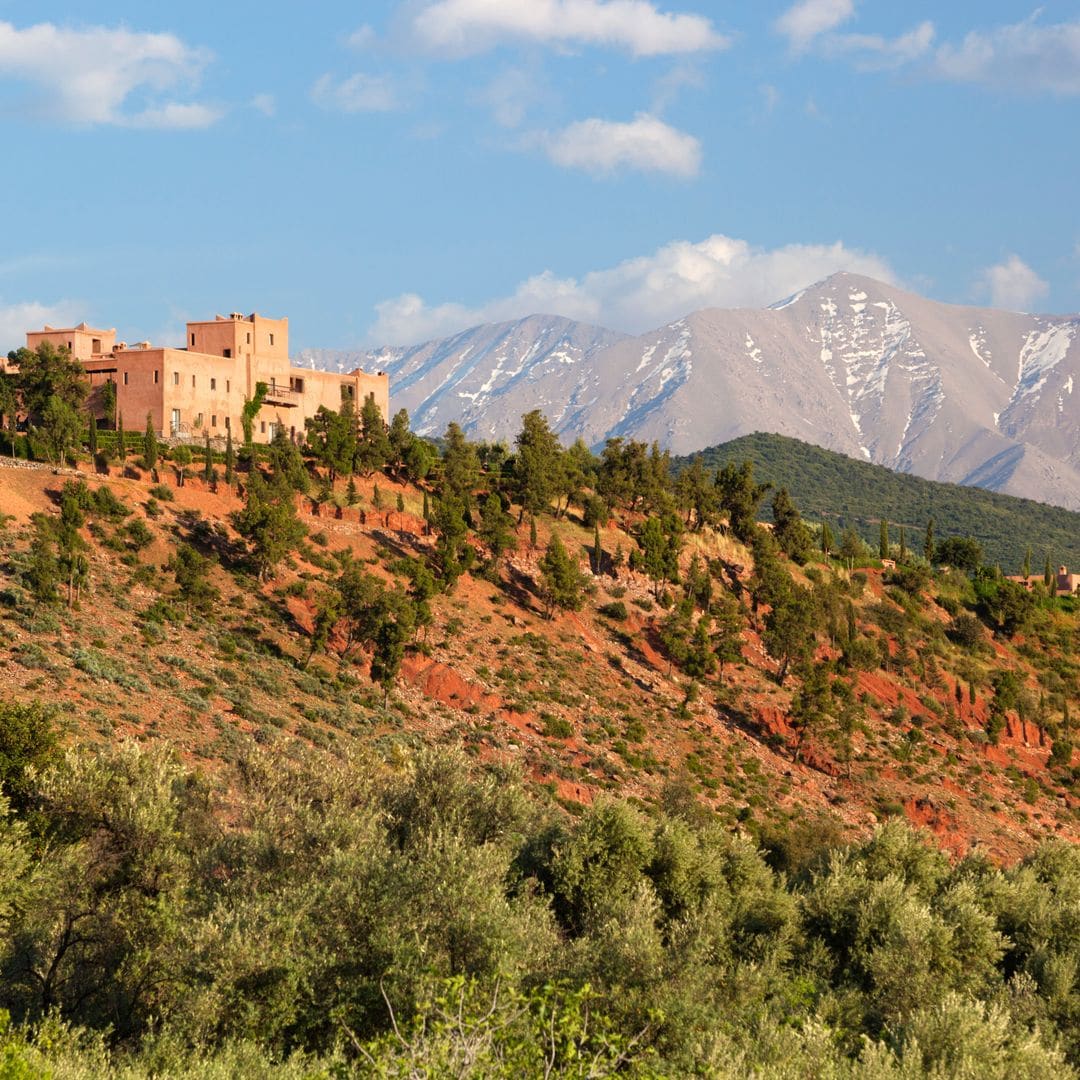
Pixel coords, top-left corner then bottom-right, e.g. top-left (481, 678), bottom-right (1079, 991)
top-left (1014, 324), bottom-right (1076, 400)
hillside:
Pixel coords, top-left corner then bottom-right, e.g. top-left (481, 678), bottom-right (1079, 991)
top-left (301, 271), bottom-right (1080, 509)
top-left (2, 451), bottom-right (1078, 861)
top-left (4, 438), bottom-right (1080, 1075)
top-left (683, 431), bottom-right (1080, 574)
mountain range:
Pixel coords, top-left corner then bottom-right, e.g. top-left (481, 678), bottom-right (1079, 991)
top-left (298, 273), bottom-right (1080, 509)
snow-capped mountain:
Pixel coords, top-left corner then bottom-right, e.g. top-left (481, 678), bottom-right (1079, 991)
top-left (298, 273), bottom-right (1080, 509)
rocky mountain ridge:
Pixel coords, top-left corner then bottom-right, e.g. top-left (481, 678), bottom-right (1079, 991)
top-left (299, 274), bottom-right (1080, 509)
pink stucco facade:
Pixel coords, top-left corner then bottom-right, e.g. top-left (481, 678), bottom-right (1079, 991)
top-left (24, 312), bottom-right (389, 444)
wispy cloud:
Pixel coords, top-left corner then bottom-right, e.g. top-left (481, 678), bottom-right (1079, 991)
top-left (0, 299), bottom-right (84, 353)
top-left (0, 20), bottom-right (219, 128)
top-left (829, 21), bottom-right (935, 70)
top-left (534, 113), bottom-right (701, 178)
top-left (775, 0), bottom-right (855, 52)
top-left (783, 9), bottom-right (1080, 96)
top-left (933, 16), bottom-right (1080, 95)
top-left (311, 73), bottom-right (399, 113)
top-left (411, 0), bottom-right (729, 58)
top-left (476, 65), bottom-right (548, 129)
top-left (978, 255), bottom-right (1049, 312)
top-left (250, 93), bottom-right (276, 117)
top-left (369, 233), bottom-right (895, 343)
top-left (347, 25), bottom-right (378, 50)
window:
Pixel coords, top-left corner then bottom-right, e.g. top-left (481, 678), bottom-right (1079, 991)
top-left (173, 371), bottom-right (180, 386)
top-left (268, 422), bottom-right (279, 441)
top-left (171, 409), bottom-right (181, 434)
top-left (269, 333), bottom-right (275, 346)
top-left (123, 372), bottom-right (129, 386)
top-left (212, 415), bottom-right (217, 428)
top-left (154, 370), bottom-right (159, 384)
top-left (92, 338), bottom-right (101, 353)
top-left (260, 421), bottom-right (266, 434)
top-left (196, 413), bottom-right (203, 428)
top-left (246, 332), bottom-right (251, 344)
top-left (67, 341), bottom-right (73, 350)
top-left (290, 376), bottom-right (304, 393)
top-left (224, 417), bottom-right (230, 429)
top-left (191, 333), bottom-right (196, 347)
top-left (223, 349), bottom-right (231, 359)
top-left (210, 378), bottom-right (216, 390)
top-left (341, 384), bottom-right (355, 402)
top-left (226, 380), bottom-right (230, 393)
top-left (192, 375), bottom-right (196, 388)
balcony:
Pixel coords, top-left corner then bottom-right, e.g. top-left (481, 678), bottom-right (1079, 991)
top-left (263, 381), bottom-right (302, 407)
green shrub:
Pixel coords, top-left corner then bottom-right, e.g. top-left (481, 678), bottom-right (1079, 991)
top-left (597, 600), bottom-right (628, 620)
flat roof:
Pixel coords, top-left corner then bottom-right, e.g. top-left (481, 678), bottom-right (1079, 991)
top-left (186, 313), bottom-right (287, 326)
top-left (31, 323), bottom-right (115, 335)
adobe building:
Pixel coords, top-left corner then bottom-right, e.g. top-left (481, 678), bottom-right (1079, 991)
top-left (21, 312), bottom-right (388, 444)
top-left (1006, 566), bottom-right (1080, 594)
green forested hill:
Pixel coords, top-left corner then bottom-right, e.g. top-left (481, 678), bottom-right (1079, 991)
top-left (680, 432), bottom-right (1080, 573)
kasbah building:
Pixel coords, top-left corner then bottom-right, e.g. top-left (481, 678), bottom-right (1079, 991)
top-left (15, 311), bottom-right (388, 444)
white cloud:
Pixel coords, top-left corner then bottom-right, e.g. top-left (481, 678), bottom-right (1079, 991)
top-left (0, 300), bottom-right (83, 354)
top-left (311, 73), bottom-right (399, 113)
top-left (536, 113), bottom-right (701, 177)
top-left (369, 233), bottom-right (895, 344)
top-left (933, 17), bottom-right (1080, 95)
top-left (775, 0), bottom-right (855, 52)
top-left (0, 20), bottom-right (218, 127)
top-left (412, 0), bottom-right (729, 58)
top-left (830, 21), bottom-right (935, 70)
top-left (978, 255), bottom-right (1049, 312)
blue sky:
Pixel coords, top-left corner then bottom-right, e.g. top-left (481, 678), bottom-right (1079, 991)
top-left (1, 1), bottom-right (1078, 351)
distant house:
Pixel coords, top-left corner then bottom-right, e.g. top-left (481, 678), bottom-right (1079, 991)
top-left (1057, 566), bottom-right (1080, 594)
top-left (1005, 566), bottom-right (1080, 594)
top-left (881, 559), bottom-right (896, 570)
top-left (14, 311), bottom-right (388, 443)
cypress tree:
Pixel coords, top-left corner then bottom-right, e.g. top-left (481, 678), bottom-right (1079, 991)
top-left (879, 519), bottom-right (889, 560)
top-left (87, 416), bottom-right (97, 460)
top-left (117, 412), bottom-right (126, 462)
top-left (530, 515), bottom-right (538, 550)
top-left (593, 523), bottom-right (603, 574)
top-left (898, 525), bottom-right (907, 563)
top-left (1023, 546), bottom-right (1032, 580)
top-left (422, 491), bottom-right (430, 522)
top-left (204, 430), bottom-right (213, 484)
top-left (539, 532), bottom-right (583, 616)
top-left (820, 521), bottom-right (834, 559)
top-left (143, 413), bottom-right (158, 474)
top-left (224, 427), bottom-right (235, 485)
top-left (924, 519), bottom-right (935, 563)
top-left (1045, 556), bottom-right (1054, 589)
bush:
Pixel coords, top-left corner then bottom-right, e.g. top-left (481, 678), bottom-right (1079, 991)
top-left (949, 612), bottom-right (986, 651)
top-left (148, 484), bottom-right (174, 502)
top-left (542, 715), bottom-right (574, 739)
top-left (597, 600), bottom-right (628, 621)
top-left (0, 701), bottom-right (60, 811)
